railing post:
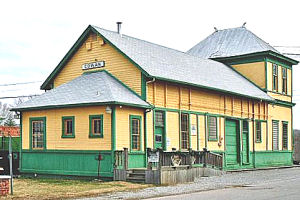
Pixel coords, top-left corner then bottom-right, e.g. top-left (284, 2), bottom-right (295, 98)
top-left (203, 148), bottom-right (207, 168)
top-left (147, 148), bottom-right (152, 170)
top-left (123, 147), bottom-right (128, 170)
top-left (158, 148), bottom-right (163, 170)
top-left (188, 148), bottom-right (193, 168)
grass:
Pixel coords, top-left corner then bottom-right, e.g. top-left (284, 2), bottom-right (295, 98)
top-left (1, 177), bottom-right (150, 200)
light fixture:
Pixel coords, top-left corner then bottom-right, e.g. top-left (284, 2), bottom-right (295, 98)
top-left (105, 106), bottom-right (112, 114)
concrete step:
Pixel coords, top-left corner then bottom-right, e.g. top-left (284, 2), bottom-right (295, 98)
top-left (126, 176), bottom-right (145, 183)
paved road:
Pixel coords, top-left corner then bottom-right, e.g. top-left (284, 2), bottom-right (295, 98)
top-left (83, 167), bottom-right (300, 200)
top-left (148, 170), bottom-right (300, 200)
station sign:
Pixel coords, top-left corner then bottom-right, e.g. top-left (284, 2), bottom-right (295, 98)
top-left (82, 61), bottom-right (105, 70)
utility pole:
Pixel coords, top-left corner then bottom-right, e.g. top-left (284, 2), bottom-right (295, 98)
top-left (8, 133), bottom-right (13, 195)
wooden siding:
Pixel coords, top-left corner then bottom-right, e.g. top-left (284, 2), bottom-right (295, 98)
top-left (115, 106), bottom-right (144, 151)
top-left (53, 34), bottom-right (142, 95)
top-left (166, 112), bottom-right (179, 151)
top-left (22, 106), bottom-right (111, 151)
top-left (267, 104), bottom-right (292, 150)
top-left (232, 62), bottom-right (265, 88)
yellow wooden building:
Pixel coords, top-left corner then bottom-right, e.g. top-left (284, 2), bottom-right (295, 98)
top-left (13, 24), bottom-right (298, 177)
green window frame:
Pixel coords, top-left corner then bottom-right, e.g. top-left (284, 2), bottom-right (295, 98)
top-left (255, 121), bottom-right (262, 143)
top-left (282, 67), bottom-right (287, 94)
top-left (282, 121), bottom-right (288, 150)
top-left (89, 115), bottom-right (103, 138)
top-left (62, 116), bottom-right (75, 138)
top-left (29, 117), bottom-right (46, 150)
top-left (130, 115), bottom-right (142, 151)
top-left (272, 64), bottom-right (278, 92)
top-left (208, 116), bottom-right (218, 141)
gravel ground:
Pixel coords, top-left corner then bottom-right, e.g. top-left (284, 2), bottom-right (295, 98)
top-left (79, 167), bottom-right (300, 200)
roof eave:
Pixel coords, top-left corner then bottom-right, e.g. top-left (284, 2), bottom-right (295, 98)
top-left (11, 101), bottom-right (151, 112)
top-left (213, 50), bottom-right (299, 66)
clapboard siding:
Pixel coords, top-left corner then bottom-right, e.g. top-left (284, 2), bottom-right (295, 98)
top-left (54, 34), bottom-right (142, 95)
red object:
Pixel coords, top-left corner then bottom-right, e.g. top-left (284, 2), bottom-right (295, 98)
top-left (0, 126), bottom-right (20, 137)
top-left (98, 154), bottom-right (102, 160)
top-left (0, 179), bottom-right (9, 196)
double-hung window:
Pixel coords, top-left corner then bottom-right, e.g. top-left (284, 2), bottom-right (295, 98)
top-left (282, 122), bottom-right (288, 150)
top-left (282, 67), bottom-right (287, 94)
top-left (272, 120), bottom-right (279, 150)
top-left (208, 116), bottom-right (218, 141)
top-left (255, 121), bottom-right (262, 143)
top-left (181, 113), bottom-right (189, 150)
top-left (130, 115), bottom-right (141, 151)
top-left (272, 64), bottom-right (278, 92)
top-left (62, 116), bottom-right (75, 138)
top-left (30, 117), bottom-right (46, 150)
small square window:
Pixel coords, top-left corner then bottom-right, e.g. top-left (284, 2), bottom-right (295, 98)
top-left (62, 116), bottom-right (75, 138)
top-left (89, 115), bottom-right (103, 138)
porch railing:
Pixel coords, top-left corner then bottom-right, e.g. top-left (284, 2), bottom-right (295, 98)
top-left (114, 147), bottom-right (223, 170)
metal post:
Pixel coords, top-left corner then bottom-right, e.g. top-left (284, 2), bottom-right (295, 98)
top-left (9, 134), bottom-right (13, 195)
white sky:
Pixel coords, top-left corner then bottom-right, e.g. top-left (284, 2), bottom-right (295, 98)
top-left (0, 0), bottom-right (300, 128)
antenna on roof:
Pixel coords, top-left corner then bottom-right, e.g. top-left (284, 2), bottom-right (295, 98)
top-left (242, 22), bottom-right (247, 28)
top-left (214, 27), bottom-right (218, 32)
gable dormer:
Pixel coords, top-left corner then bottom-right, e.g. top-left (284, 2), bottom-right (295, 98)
top-left (187, 26), bottom-right (298, 102)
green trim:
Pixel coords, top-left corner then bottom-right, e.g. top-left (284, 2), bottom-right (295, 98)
top-left (208, 115), bottom-right (218, 141)
top-left (61, 116), bottom-right (75, 138)
top-left (144, 111), bottom-right (148, 166)
top-left (227, 58), bottom-right (265, 65)
top-left (274, 99), bottom-right (295, 107)
top-left (29, 117), bottom-right (47, 150)
top-left (20, 112), bottom-right (23, 170)
top-left (214, 50), bottom-right (298, 66)
top-left (265, 58), bottom-right (268, 90)
top-left (89, 115), bottom-right (103, 138)
top-left (41, 26), bottom-right (93, 90)
top-left (141, 73), bottom-right (147, 100)
top-left (196, 114), bottom-right (199, 151)
top-left (111, 106), bottom-right (116, 152)
top-left (41, 25), bottom-right (150, 90)
top-left (129, 115), bottom-right (143, 152)
top-left (188, 113), bottom-right (191, 149)
top-left (12, 101), bottom-right (151, 112)
top-left (266, 58), bottom-right (292, 70)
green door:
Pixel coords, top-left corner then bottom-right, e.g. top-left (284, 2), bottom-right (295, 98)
top-left (154, 111), bottom-right (165, 149)
top-left (225, 119), bottom-right (240, 167)
top-left (242, 121), bottom-right (249, 164)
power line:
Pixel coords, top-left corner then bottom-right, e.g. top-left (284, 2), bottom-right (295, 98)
top-left (0, 81), bottom-right (42, 87)
top-left (0, 95), bottom-right (40, 100)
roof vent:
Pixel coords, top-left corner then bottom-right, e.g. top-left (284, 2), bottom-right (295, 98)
top-left (116, 22), bottom-right (122, 34)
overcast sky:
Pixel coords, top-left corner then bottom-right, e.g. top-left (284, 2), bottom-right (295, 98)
top-left (0, 0), bottom-right (300, 128)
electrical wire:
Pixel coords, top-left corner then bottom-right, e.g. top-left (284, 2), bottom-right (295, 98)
top-left (0, 81), bottom-right (42, 87)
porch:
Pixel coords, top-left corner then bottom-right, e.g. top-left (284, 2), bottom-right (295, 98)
top-left (113, 148), bottom-right (224, 184)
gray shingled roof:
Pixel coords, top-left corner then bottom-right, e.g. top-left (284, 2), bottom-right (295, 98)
top-left (14, 71), bottom-right (150, 110)
top-left (187, 27), bottom-right (280, 59)
top-left (93, 26), bottom-right (272, 101)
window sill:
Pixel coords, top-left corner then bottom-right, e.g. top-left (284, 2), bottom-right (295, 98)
top-left (61, 135), bottom-right (75, 138)
top-left (89, 134), bottom-right (103, 138)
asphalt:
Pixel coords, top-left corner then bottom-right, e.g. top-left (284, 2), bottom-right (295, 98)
top-left (81, 166), bottom-right (300, 200)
